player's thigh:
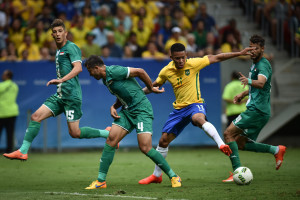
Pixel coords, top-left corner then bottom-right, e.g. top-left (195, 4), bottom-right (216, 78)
top-left (31, 104), bottom-right (55, 122)
top-left (233, 109), bottom-right (269, 141)
top-left (63, 99), bottom-right (83, 122)
top-left (113, 110), bottom-right (135, 134)
top-left (224, 122), bottom-right (244, 141)
top-left (106, 124), bottom-right (128, 147)
top-left (67, 120), bottom-right (80, 137)
top-left (190, 103), bottom-right (208, 127)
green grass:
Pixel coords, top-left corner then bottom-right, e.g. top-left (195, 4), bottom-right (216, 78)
top-left (0, 148), bottom-right (300, 200)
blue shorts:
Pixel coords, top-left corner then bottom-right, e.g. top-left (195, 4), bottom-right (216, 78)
top-left (162, 103), bottom-right (207, 136)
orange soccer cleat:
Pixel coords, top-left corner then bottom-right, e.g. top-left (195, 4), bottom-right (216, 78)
top-left (3, 150), bottom-right (28, 161)
top-left (220, 144), bottom-right (232, 156)
top-left (222, 172), bottom-right (234, 182)
top-left (138, 174), bottom-right (162, 184)
top-left (274, 145), bottom-right (287, 170)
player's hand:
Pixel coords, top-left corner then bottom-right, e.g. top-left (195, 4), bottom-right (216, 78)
top-left (234, 93), bottom-right (244, 104)
top-left (47, 79), bottom-right (63, 86)
top-left (238, 72), bottom-right (248, 88)
top-left (151, 86), bottom-right (165, 94)
top-left (240, 47), bottom-right (255, 56)
top-left (110, 106), bottom-right (120, 119)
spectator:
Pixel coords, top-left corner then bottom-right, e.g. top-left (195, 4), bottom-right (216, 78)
top-left (91, 19), bottom-right (109, 47)
top-left (99, 0), bottom-right (117, 15)
top-left (142, 42), bottom-right (167, 60)
top-left (113, 6), bottom-right (132, 32)
top-left (125, 32), bottom-right (143, 57)
top-left (147, 33), bottom-right (164, 53)
top-left (35, 5), bottom-right (55, 31)
top-left (180, 0), bottom-right (199, 21)
top-left (203, 32), bottom-right (221, 55)
top-left (6, 42), bottom-right (18, 62)
top-left (222, 71), bottom-right (248, 127)
top-left (193, 20), bottom-right (207, 50)
top-left (158, 18), bottom-right (173, 50)
top-left (27, 20), bottom-right (48, 48)
top-left (19, 49), bottom-right (29, 61)
top-left (17, 34), bottom-right (41, 61)
top-left (172, 7), bottom-right (192, 33)
top-left (74, 0), bottom-right (100, 16)
top-left (132, 18), bottom-right (151, 48)
top-left (0, 70), bottom-right (19, 153)
top-left (157, 6), bottom-right (172, 28)
top-left (221, 33), bottom-right (243, 53)
top-left (101, 45), bottom-right (110, 58)
top-left (81, 32), bottom-right (101, 59)
top-left (117, 0), bottom-right (135, 16)
top-left (194, 2), bottom-right (218, 32)
top-left (104, 31), bottom-right (123, 58)
top-left (186, 33), bottom-right (200, 58)
top-left (0, 49), bottom-right (8, 61)
top-left (8, 18), bottom-right (25, 49)
top-left (82, 5), bottom-right (96, 30)
top-left (12, 0), bottom-right (34, 26)
top-left (96, 4), bottom-right (114, 31)
top-left (114, 23), bottom-right (129, 48)
top-left (40, 47), bottom-right (53, 61)
top-left (123, 45), bottom-right (133, 59)
top-left (143, 0), bottom-right (160, 20)
top-left (164, 27), bottom-right (187, 53)
top-left (219, 18), bottom-right (241, 45)
top-left (55, 0), bottom-right (76, 21)
top-left (132, 6), bottom-right (154, 31)
top-left (70, 15), bottom-right (90, 48)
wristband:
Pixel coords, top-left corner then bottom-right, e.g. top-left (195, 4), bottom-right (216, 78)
top-left (248, 78), bottom-right (252, 85)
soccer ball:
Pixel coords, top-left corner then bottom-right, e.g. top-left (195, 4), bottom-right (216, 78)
top-left (233, 167), bottom-right (253, 185)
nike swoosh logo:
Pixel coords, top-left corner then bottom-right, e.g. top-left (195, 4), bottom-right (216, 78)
top-left (95, 183), bottom-right (105, 188)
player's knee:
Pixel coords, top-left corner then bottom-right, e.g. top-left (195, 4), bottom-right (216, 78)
top-left (31, 113), bottom-right (41, 122)
top-left (223, 129), bottom-right (233, 142)
top-left (139, 144), bottom-right (151, 154)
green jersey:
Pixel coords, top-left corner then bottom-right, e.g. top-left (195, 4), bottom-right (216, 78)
top-left (103, 65), bottom-right (147, 109)
top-left (246, 57), bottom-right (272, 115)
top-left (55, 40), bottom-right (82, 101)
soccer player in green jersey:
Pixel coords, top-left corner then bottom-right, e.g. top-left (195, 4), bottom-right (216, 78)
top-left (3, 19), bottom-right (110, 161)
top-left (84, 55), bottom-right (181, 189)
top-left (222, 35), bottom-right (286, 182)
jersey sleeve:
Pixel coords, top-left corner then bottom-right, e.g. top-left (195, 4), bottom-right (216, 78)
top-left (155, 67), bottom-right (167, 85)
top-left (258, 60), bottom-right (271, 81)
top-left (68, 44), bottom-right (82, 63)
top-left (188, 56), bottom-right (210, 71)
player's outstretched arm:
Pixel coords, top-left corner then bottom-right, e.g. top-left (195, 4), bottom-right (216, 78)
top-left (47, 61), bottom-right (82, 86)
top-left (143, 81), bottom-right (164, 94)
top-left (208, 47), bottom-right (255, 64)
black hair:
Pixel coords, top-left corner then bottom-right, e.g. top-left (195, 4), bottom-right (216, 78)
top-left (50, 19), bottom-right (66, 30)
top-left (250, 34), bottom-right (265, 47)
top-left (84, 55), bottom-right (104, 68)
top-left (231, 71), bottom-right (240, 80)
top-left (5, 70), bottom-right (13, 79)
top-left (170, 43), bottom-right (186, 53)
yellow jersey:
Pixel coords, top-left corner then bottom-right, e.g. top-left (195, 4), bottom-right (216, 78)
top-left (156, 56), bottom-right (210, 109)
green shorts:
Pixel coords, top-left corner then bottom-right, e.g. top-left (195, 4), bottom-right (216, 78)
top-left (233, 108), bottom-right (270, 141)
top-left (43, 94), bottom-right (83, 122)
top-left (113, 99), bottom-right (154, 134)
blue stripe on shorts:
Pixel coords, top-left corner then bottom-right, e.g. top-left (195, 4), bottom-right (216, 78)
top-left (162, 103), bottom-right (207, 136)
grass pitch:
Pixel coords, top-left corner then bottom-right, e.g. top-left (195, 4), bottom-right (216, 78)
top-left (0, 147), bottom-right (299, 200)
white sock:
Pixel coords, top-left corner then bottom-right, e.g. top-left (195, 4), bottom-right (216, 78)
top-left (202, 122), bottom-right (225, 148)
top-left (153, 145), bottom-right (169, 177)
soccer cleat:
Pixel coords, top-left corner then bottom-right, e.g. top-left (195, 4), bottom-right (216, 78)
top-left (220, 144), bottom-right (232, 156)
top-left (222, 172), bottom-right (234, 182)
top-left (171, 176), bottom-right (182, 188)
top-left (138, 174), bottom-right (162, 184)
top-left (274, 145), bottom-right (286, 170)
top-left (3, 150), bottom-right (28, 161)
top-left (85, 180), bottom-right (107, 189)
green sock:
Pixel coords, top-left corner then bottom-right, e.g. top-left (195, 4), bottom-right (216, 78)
top-left (244, 141), bottom-right (278, 155)
top-left (146, 148), bottom-right (176, 179)
top-left (227, 141), bottom-right (241, 171)
top-left (19, 121), bottom-right (41, 154)
top-left (79, 127), bottom-right (109, 139)
top-left (97, 143), bottom-right (116, 182)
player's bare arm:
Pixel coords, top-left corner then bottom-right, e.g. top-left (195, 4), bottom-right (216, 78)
top-left (110, 98), bottom-right (122, 119)
top-left (129, 68), bottom-right (165, 94)
top-left (208, 47), bottom-right (255, 64)
top-left (233, 90), bottom-right (249, 104)
top-left (47, 61), bottom-right (82, 86)
top-left (239, 72), bottom-right (266, 89)
top-left (143, 81), bottom-right (164, 94)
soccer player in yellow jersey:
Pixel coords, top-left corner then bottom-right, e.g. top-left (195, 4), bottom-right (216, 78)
top-left (139, 43), bottom-right (254, 184)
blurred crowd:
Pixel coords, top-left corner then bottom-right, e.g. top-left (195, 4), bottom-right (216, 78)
top-left (0, 0), bottom-right (299, 62)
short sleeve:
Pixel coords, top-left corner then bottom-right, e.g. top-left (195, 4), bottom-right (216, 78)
top-left (155, 67), bottom-right (167, 85)
top-left (258, 60), bottom-right (271, 81)
top-left (106, 65), bottom-right (129, 81)
top-left (68, 44), bottom-right (82, 63)
top-left (189, 56), bottom-right (210, 71)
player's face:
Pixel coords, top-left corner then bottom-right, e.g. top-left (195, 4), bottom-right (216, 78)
top-left (249, 42), bottom-right (264, 61)
top-left (52, 26), bottom-right (67, 44)
top-left (170, 51), bottom-right (187, 69)
top-left (87, 66), bottom-right (102, 80)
